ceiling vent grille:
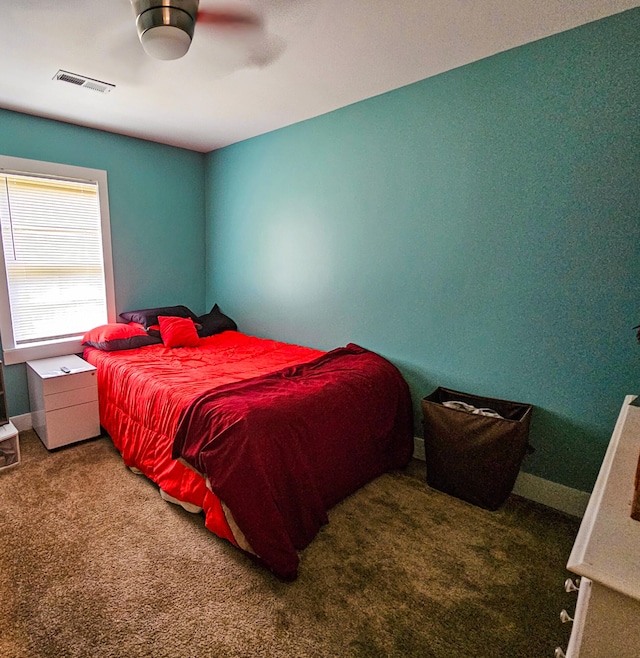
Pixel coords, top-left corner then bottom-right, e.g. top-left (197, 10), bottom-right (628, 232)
top-left (53, 70), bottom-right (115, 94)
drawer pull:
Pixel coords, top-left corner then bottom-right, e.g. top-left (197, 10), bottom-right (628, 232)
top-left (564, 577), bottom-right (581, 593)
top-left (560, 609), bottom-right (574, 624)
top-left (555, 648), bottom-right (567, 658)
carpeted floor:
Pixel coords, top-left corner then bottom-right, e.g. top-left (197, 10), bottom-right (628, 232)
top-left (0, 430), bottom-right (580, 657)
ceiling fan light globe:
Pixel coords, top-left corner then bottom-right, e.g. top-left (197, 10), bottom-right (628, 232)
top-left (140, 25), bottom-right (192, 60)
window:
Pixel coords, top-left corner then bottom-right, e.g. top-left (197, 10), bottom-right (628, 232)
top-left (0, 156), bottom-right (115, 365)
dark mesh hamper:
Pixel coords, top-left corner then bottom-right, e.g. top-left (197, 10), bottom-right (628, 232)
top-left (422, 387), bottom-right (533, 511)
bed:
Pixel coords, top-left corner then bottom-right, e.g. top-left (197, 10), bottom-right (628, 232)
top-left (83, 323), bottom-right (413, 580)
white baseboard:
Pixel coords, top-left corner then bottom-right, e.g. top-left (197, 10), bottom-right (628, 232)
top-left (413, 436), bottom-right (590, 518)
top-left (10, 413), bottom-right (33, 432)
top-left (511, 472), bottom-right (590, 518)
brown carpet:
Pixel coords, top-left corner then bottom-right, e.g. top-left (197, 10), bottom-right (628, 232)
top-left (0, 430), bottom-right (580, 657)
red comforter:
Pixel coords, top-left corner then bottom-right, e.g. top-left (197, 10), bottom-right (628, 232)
top-left (173, 344), bottom-right (414, 579)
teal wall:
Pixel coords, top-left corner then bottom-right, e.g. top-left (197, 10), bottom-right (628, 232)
top-left (204, 10), bottom-right (640, 492)
top-left (0, 110), bottom-right (207, 417)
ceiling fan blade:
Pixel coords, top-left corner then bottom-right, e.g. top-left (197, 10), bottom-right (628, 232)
top-left (247, 34), bottom-right (285, 68)
top-left (197, 8), bottom-right (263, 29)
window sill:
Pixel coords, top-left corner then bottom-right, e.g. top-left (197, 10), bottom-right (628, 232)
top-left (2, 337), bottom-right (84, 365)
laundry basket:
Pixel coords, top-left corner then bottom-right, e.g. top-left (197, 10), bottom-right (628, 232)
top-left (422, 387), bottom-right (533, 510)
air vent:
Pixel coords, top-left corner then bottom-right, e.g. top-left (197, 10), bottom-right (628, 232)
top-left (53, 70), bottom-right (115, 94)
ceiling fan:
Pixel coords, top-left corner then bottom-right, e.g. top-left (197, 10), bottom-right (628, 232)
top-left (131, 0), bottom-right (264, 61)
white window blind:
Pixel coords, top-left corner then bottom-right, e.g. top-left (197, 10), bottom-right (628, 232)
top-left (0, 171), bottom-right (108, 347)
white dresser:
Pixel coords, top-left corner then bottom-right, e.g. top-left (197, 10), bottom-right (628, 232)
top-left (559, 396), bottom-right (640, 657)
top-left (27, 354), bottom-right (100, 450)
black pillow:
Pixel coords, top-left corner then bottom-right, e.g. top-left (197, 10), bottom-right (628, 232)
top-left (119, 305), bottom-right (199, 329)
top-left (197, 304), bottom-right (237, 338)
top-left (84, 334), bottom-right (162, 352)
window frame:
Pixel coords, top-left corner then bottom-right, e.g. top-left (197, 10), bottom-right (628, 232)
top-left (0, 155), bottom-right (116, 365)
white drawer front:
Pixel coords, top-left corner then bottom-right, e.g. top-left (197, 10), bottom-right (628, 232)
top-left (45, 385), bottom-right (98, 412)
top-left (43, 401), bottom-right (101, 449)
top-left (42, 369), bottom-right (97, 396)
top-left (566, 577), bottom-right (591, 657)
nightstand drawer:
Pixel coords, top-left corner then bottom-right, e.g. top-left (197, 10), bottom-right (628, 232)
top-left (42, 401), bottom-right (101, 450)
top-left (41, 369), bottom-right (97, 396)
top-left (45, 385), bottom-right (98, 412)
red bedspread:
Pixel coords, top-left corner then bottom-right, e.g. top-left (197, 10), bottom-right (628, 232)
top-left (173, 344), bottom-right (414, 580)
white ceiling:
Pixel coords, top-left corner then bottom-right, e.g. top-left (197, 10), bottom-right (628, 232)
top-left (1, 0), bottom-right (638, 153)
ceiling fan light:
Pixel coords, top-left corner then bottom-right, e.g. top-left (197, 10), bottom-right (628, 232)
top-left (140, 25), bottom-right (192, 60)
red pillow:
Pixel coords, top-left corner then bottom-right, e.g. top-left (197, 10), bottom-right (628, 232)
top-left (147, 321), bottom-right (201, 338)
top-left (158, 316), bottom-right (200, 348)
top-left (82, 323), bottom-right (161, 351)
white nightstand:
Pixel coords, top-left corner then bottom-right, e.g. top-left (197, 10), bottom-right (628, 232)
top-left (27, 355), bottom-right (100, 450)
